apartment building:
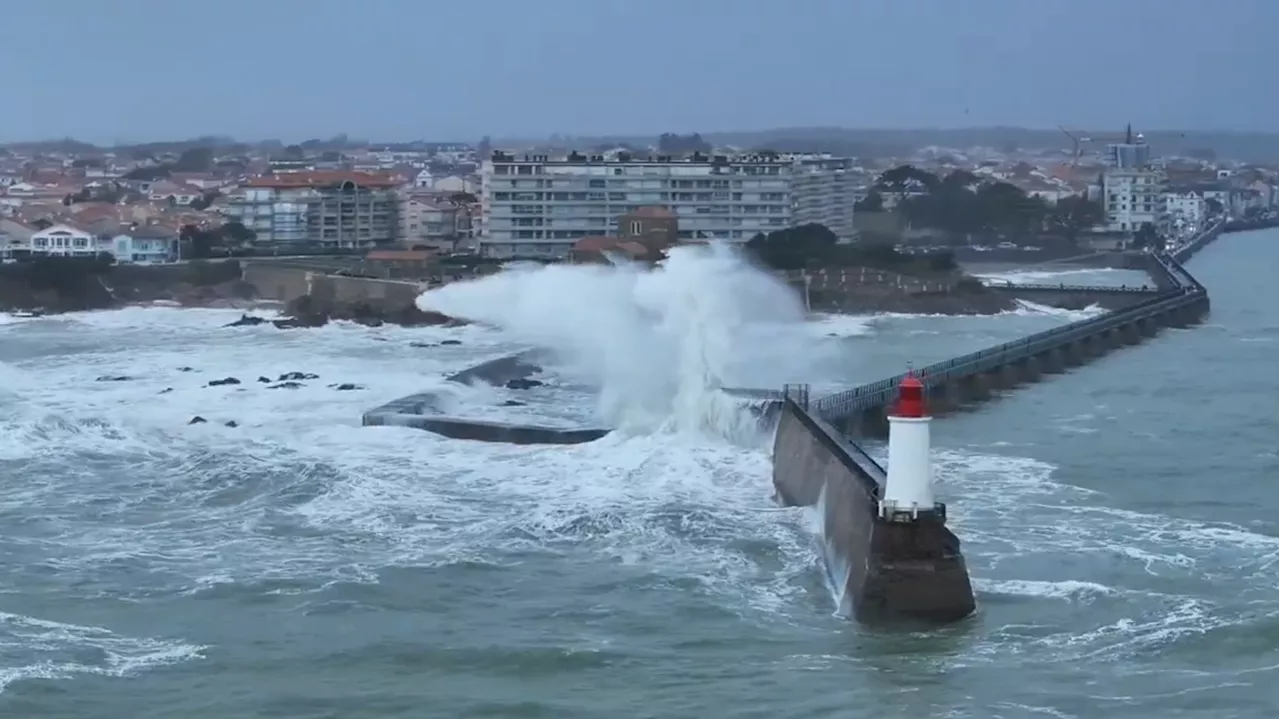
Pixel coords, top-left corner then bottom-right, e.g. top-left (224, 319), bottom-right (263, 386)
top-left (400, 195), bottom-right (471, 251)
top-left (1103, 167), bottom-right (1165, 232)
top-left (224, 171), bottom-right (401, 248)
top-left (790, 156), bottom-right (857, 241)
top-left (479, 151), bottom-right (857, 259)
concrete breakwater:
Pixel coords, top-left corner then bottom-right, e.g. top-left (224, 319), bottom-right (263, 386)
top-left (772, 393), bottom-right (975, 623)
top-left (361, 351), bottom-right (612, 445)
top-left (764, 249), bottom-right (1212, 623)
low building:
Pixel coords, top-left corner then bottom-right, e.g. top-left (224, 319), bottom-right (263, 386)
top-left (400, 195), bottom-right (462, 251)
top-left (362, 249), bottom-right (437, 279)
top-left (111, 226), bottom-right (180, 264)
top-left (0, 218), bottom-right (37, 260)
top-left (568, 236), bottom-right (652, 264)
top-left (29, 223), bottom-right (109, 257)
top-left (617, 206), bottom-right (678, 250)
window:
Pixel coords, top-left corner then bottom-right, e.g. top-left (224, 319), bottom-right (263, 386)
top-left (629, 221), bottom-right (642, 235)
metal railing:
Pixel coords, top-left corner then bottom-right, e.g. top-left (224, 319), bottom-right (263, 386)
top-left (812, 253), bottom-right (1204, 421)
top-left (983, 282), bottom-right (1159, 294)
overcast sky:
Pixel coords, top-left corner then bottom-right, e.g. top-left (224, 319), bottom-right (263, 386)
top-left (7, 0), bottom-right (1277, 143)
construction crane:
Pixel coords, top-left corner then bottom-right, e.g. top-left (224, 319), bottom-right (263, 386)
top-left (1059, 126), bottom-right (1084, 166)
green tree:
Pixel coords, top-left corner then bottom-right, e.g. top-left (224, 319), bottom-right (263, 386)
top-left (745, 223), bottom-right (838, 270)
top-left (1047, 195), bottom-right (1104, 239)
top-left (1132, 222), bottom-right (1160, 249)
top-left (854, 190), bottom-right (884, 212)
top-left (221, 221), bottom-right (256, 245)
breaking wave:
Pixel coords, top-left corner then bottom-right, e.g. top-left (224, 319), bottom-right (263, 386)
top-left (416, 243), bottom-right (809, 437)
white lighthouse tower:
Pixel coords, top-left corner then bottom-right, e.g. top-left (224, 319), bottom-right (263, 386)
top-left (880, 372), bottom-right (936, 520)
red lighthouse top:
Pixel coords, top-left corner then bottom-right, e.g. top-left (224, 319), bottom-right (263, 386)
top-left (891, 372), bottom-right (927, 418)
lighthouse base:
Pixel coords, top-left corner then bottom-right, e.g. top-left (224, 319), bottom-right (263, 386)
top-left (855, 514), bottom-right (976, 624)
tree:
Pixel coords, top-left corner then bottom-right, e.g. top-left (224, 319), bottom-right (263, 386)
top-left (221, 221), bottom-right (256, 245)
top-left (189, 190), bottom-right (220, 211)
top-left (745, 223), bottom-right (838, 270)
top-left (1047, 195), bottom-right (1104, 239)
top-left (1130, 222), bottom-right (1160, 249)
top-left (450, 191), bottom-right (478, 205)
top-left (1205, 197), bottom-right (1224, 216)
top-left (172, 147), bottom-right (213, 172)
top-left (854, 191), bottom-right (884, 212)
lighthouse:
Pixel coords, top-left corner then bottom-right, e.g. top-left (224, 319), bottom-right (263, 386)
top-left (880, 372), bottom-right (937, 520)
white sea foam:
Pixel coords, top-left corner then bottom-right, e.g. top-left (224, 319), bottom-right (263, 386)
top-left (416, 242), bottom-right (810, 438)
top-left (973, 266), bottom-right (1153, 288)
top-left (1, 282), bottom-right (1273, 695)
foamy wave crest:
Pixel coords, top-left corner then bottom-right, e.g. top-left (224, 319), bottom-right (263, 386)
top-left (1013, 299), bottom-right (1105, 321)
top-left (416, 243), bottom-right (808, 437)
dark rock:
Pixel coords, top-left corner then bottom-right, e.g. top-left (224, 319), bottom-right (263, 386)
top-left (224, 420), bottom-right (239, 428)
top-left (257, 376), bottom-right (271, 383)
top-left (409, 342), bottom-right (434, 348)
top-left (159, 387), bottom-right (173, 394)
top-left (331, 383), bottom-right (363, 391)
top-left (278, 372), bottom-right (319, 381)
top-left (207, 377), bottom-right (241, 387)
top-left (272, 316), bottom-right (326, 329)
top-left (440, 339), bottom-right (462, 346)
top-left (505, 378), bottom-right (544, 390)
top-left (267, 381), bottom-right (304, 390)
top-left (177, 366), bottom-right (195, 372)
top-left (96, 375), bottom-right (133, 382)
top-left (224, 314), bottom-right (269, 327)
top-left (502, 400), bottom-right (526, 407)
top-left (278, 294), bottom-right (466, 330)
top-left (188, 416), bottom-right (207, 425)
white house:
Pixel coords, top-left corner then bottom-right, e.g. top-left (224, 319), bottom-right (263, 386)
top-left (1162, 191), bottom-right (1207, 231)
top-left (29, 224), bottom-right (109, 257)
top-left (111, 226), bottom-right (179, 264)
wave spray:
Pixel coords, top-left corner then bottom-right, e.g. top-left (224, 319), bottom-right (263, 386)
top-left (416, 244), bottom-right (809, 438)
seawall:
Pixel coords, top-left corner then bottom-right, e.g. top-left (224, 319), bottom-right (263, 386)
top-left (362, 351), bottom-right (611, 445)
top-left (813, 252), bottom-right (1208, 436)
top-left (984, 283), bottom-right (1158, 311)
top-left (766, 248), bottom-right (1213, 624)
top-left (771, 396), bottom-right (975, 623)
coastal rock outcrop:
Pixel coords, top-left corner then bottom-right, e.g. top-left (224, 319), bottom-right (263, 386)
top-left (0, 258), bottom-right (254, 314)
top-left (273, 294), bottom-right (464, 329)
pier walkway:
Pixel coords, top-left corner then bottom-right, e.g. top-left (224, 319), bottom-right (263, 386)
top-left (737, 245), bottom-right (1212, 438)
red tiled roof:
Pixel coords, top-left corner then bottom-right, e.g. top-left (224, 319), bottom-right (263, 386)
top-left (571, 236), bottom-right (618, 253)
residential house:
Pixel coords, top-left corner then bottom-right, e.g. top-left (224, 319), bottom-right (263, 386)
top-left (29, 223), bottom-right (109, 257)
top-left (147, 180), bottom-right (203, 206)
top-left (111, 226), bottom-right (180, 264)
top-left (0, 218), bottom-right (37, 260)
top-left (1162, 191), bottom-right (1207, 234)
top-left (400, 196), bottom-right (461, 250)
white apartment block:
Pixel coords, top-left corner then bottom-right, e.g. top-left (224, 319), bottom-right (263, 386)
top-left (478, 151), bottom-right (856, 259)
top-left (1102, 168), bottom-right (1165, 232)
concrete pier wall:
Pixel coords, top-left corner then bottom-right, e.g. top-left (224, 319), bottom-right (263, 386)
top-left (772, 398), bottom-right (975, 623)
top-left (813, 253), bottom-right (1208, 437)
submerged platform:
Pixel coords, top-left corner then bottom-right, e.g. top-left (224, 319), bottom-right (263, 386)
top-left (362, 351), bottom-right (612, 445)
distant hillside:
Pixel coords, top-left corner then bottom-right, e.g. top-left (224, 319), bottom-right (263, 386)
top-left (499, 126), bottom-right (1280, 164)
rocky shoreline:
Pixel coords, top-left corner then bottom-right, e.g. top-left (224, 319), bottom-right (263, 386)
top-left (2, 257), bottom-right (1024, 323)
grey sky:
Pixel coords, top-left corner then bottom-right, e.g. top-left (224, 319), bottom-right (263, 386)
top-left (7, 0), bottom-right (1277, 143)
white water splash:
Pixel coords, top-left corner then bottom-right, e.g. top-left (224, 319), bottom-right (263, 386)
top-left (416, 243), bottom-right (809, 438)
